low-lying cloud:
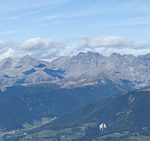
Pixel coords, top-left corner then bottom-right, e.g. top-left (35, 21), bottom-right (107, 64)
top-left (0, 36), bottom-right (149, 61)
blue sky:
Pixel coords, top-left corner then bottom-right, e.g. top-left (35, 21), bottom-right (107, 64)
top-left (0, 0), bottom-right (150, 41)
top-left (0, 0), bottom-right (150, 60)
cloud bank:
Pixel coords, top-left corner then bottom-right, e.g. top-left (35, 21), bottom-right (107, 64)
top-left (0, 36), bottom-right (150, 61)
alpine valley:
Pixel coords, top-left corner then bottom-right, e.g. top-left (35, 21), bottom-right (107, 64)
top-left (0, 52), bottom-right (150, 141)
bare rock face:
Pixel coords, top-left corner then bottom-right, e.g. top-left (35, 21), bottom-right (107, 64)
top-left (50, 52), bottom-right (150, 88)
top-left (0, 52), bottom-right (150, 88)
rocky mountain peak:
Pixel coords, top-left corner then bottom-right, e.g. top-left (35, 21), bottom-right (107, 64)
top-left (0, 52), bottom-right (150, 88)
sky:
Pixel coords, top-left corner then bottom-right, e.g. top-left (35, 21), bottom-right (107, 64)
top-left (0, 0), bottom-right (150, 60)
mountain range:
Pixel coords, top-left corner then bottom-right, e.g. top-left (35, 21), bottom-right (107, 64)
top-left (0, 52), bottom-right (150, 141)
top-left (0, 52), bottom-right (150, 90)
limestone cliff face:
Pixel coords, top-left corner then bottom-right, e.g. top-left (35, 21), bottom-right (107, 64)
top-left (0, 52), bottom-right (150, 88)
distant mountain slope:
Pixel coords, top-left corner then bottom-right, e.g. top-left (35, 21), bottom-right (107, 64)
top-left (0, 82), bottom-right (121, 130)
top-left (35, 89), bottom-right (150, 139)
top-left (11, 89), bottom-right (150, 141)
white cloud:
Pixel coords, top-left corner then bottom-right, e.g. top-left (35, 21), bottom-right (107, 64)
top-left (0, 48), bottom-right (15, 60)
top-left (19, 38), bottom-right (64, 60)
top-left (77, 36), bottom-right (137, 48)
top-left (21, 38), bottom-right (58, 50)
top-left (74, 36), bottom-right (150, 56)
top-left (0, 36), bottom-right (149, 61)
